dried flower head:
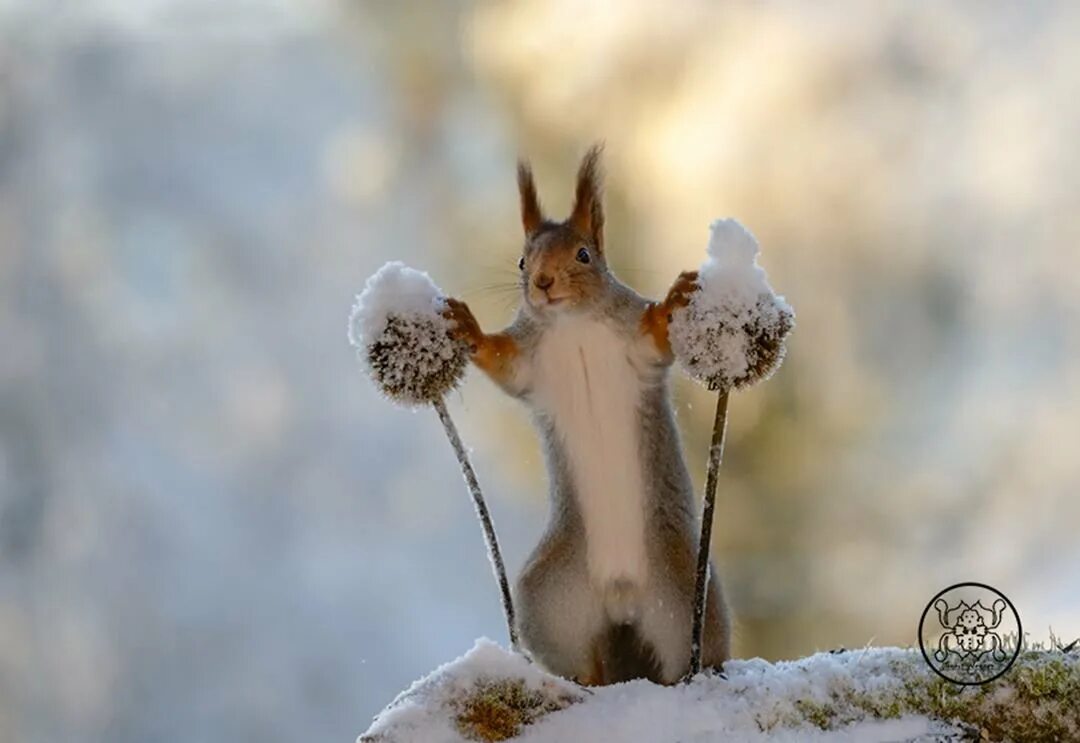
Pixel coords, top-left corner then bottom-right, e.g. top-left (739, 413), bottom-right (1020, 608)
top-left (348, 262), bottom-right (468, 406)
top-left (670, 219), bottom-right (795, 391)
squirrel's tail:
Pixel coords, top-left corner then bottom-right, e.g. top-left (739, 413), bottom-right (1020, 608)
top-left (596, 579), bottom-right (663, 683)
top-left (601, 622), bottom-right (664, 684)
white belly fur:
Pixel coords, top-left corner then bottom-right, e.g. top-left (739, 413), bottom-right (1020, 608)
top-left (534, 315), bottom-right (649, 588)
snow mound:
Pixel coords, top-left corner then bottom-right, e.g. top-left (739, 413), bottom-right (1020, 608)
top-left (670, 219), bottom-right (794, 391)
top-left (360, 640), bottom-right (582, 743)
top-left (359, 641), bottom-right (1080, 742)
top-left (348, 261), bottom-right (467, 406)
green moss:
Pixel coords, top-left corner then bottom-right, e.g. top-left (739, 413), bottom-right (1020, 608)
top-left (1012, 657), bottom-right (1075, 699)
top-left (794, 699), bottom-right (835, 730)
top-left (769, 649), bottom-right (1079, 741)
top-left (858, 693), bottom-right (903, 720)
top-left (453, 679), bottom-right (579, 742)
top-left (868, 651), bottom-right (1076, 741)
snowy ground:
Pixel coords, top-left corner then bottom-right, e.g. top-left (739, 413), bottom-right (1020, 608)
top-left (358, 639), bottom-right (1080, 742)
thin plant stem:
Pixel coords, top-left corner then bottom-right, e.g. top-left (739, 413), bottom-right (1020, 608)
top-left (687, 389), bottom-right (730, 679)
top-left (432, 396), bottom-right (519, 650)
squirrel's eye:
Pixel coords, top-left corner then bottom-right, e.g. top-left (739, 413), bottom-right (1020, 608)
top-left (518, 257), bottom-right (525, 271)
top-left (576, 247), bottom-right (591, 264)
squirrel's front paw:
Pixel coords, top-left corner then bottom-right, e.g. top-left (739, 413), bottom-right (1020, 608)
top-left (442, 297), bottom-right (483, 352)
top-left (641, 271), bottom-right (699, 360)
top-left (662, 270), bottom-right (700, 319)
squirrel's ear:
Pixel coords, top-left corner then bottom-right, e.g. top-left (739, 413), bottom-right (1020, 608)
top-left (517, 159), bottom-right (544, 238)
top-left (570, 143), bottom-right (605, 253)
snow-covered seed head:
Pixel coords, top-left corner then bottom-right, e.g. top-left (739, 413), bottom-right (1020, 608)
top-left (670, 219), bottom-right (795, 391)
top-left (348, 262), bottom-right (468, 406)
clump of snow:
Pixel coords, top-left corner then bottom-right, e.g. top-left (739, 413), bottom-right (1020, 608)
top-left (670, 219), bottom-right (794, 391)
top-left (360, 642), bottom-right (1080, 742)
top-left (360, 640), bottom-right (583, 743)
top-left (348, 262), bottom-right (468, 406)
top-left (358, 643), bottom-right (970, 742)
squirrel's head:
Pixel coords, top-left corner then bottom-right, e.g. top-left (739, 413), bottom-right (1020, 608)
top-left (516, 144), bottom-right (608, 314)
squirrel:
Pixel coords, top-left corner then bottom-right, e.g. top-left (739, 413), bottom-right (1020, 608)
top-left (444, 145), bottom-right (730, 685)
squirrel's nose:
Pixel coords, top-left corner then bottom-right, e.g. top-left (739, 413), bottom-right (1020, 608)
top-left (534, 273), bottom-right (555, 291)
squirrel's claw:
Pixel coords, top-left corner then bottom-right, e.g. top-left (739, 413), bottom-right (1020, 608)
top-left (662, 270), bottom-right (700, 317)
top-left (442, 297), bottom-right (482, 352)
top-left (640, 270), bottom-right (700, 360)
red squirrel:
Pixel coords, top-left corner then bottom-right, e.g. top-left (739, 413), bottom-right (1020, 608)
top-left (445, 145), bottom-right (730, 685)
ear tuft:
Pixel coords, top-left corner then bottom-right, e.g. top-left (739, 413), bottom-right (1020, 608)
top-left (517, 159), bottom-right (544, 238)
top-left (570, 142), bottom-right (605, 252)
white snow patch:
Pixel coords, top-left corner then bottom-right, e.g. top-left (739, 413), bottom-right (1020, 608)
top-left (360, 642), bottom-right (963, 742)
top-left (348, 261), bottom-right (450, 349)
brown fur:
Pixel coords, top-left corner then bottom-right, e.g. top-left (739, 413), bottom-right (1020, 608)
top-left (516, 160), bottom-right (545, 238)
top-left (569, 143), bottom-right (605, 252)
top-left (641, 270), bottom-right (700, 362)
top-left (445, 297), bottom-right (522, 391)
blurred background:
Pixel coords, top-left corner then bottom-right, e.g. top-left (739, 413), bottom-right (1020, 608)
top-left (2, 1), bottom-right (1079, 740)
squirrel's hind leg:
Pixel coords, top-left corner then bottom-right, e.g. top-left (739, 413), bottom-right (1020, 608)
top-left (639, 520), bottom-right (732, 682)
top-left (699, 569), bottom-right (732, 672)
top-left (515, 536), bottom-right (606, 683)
